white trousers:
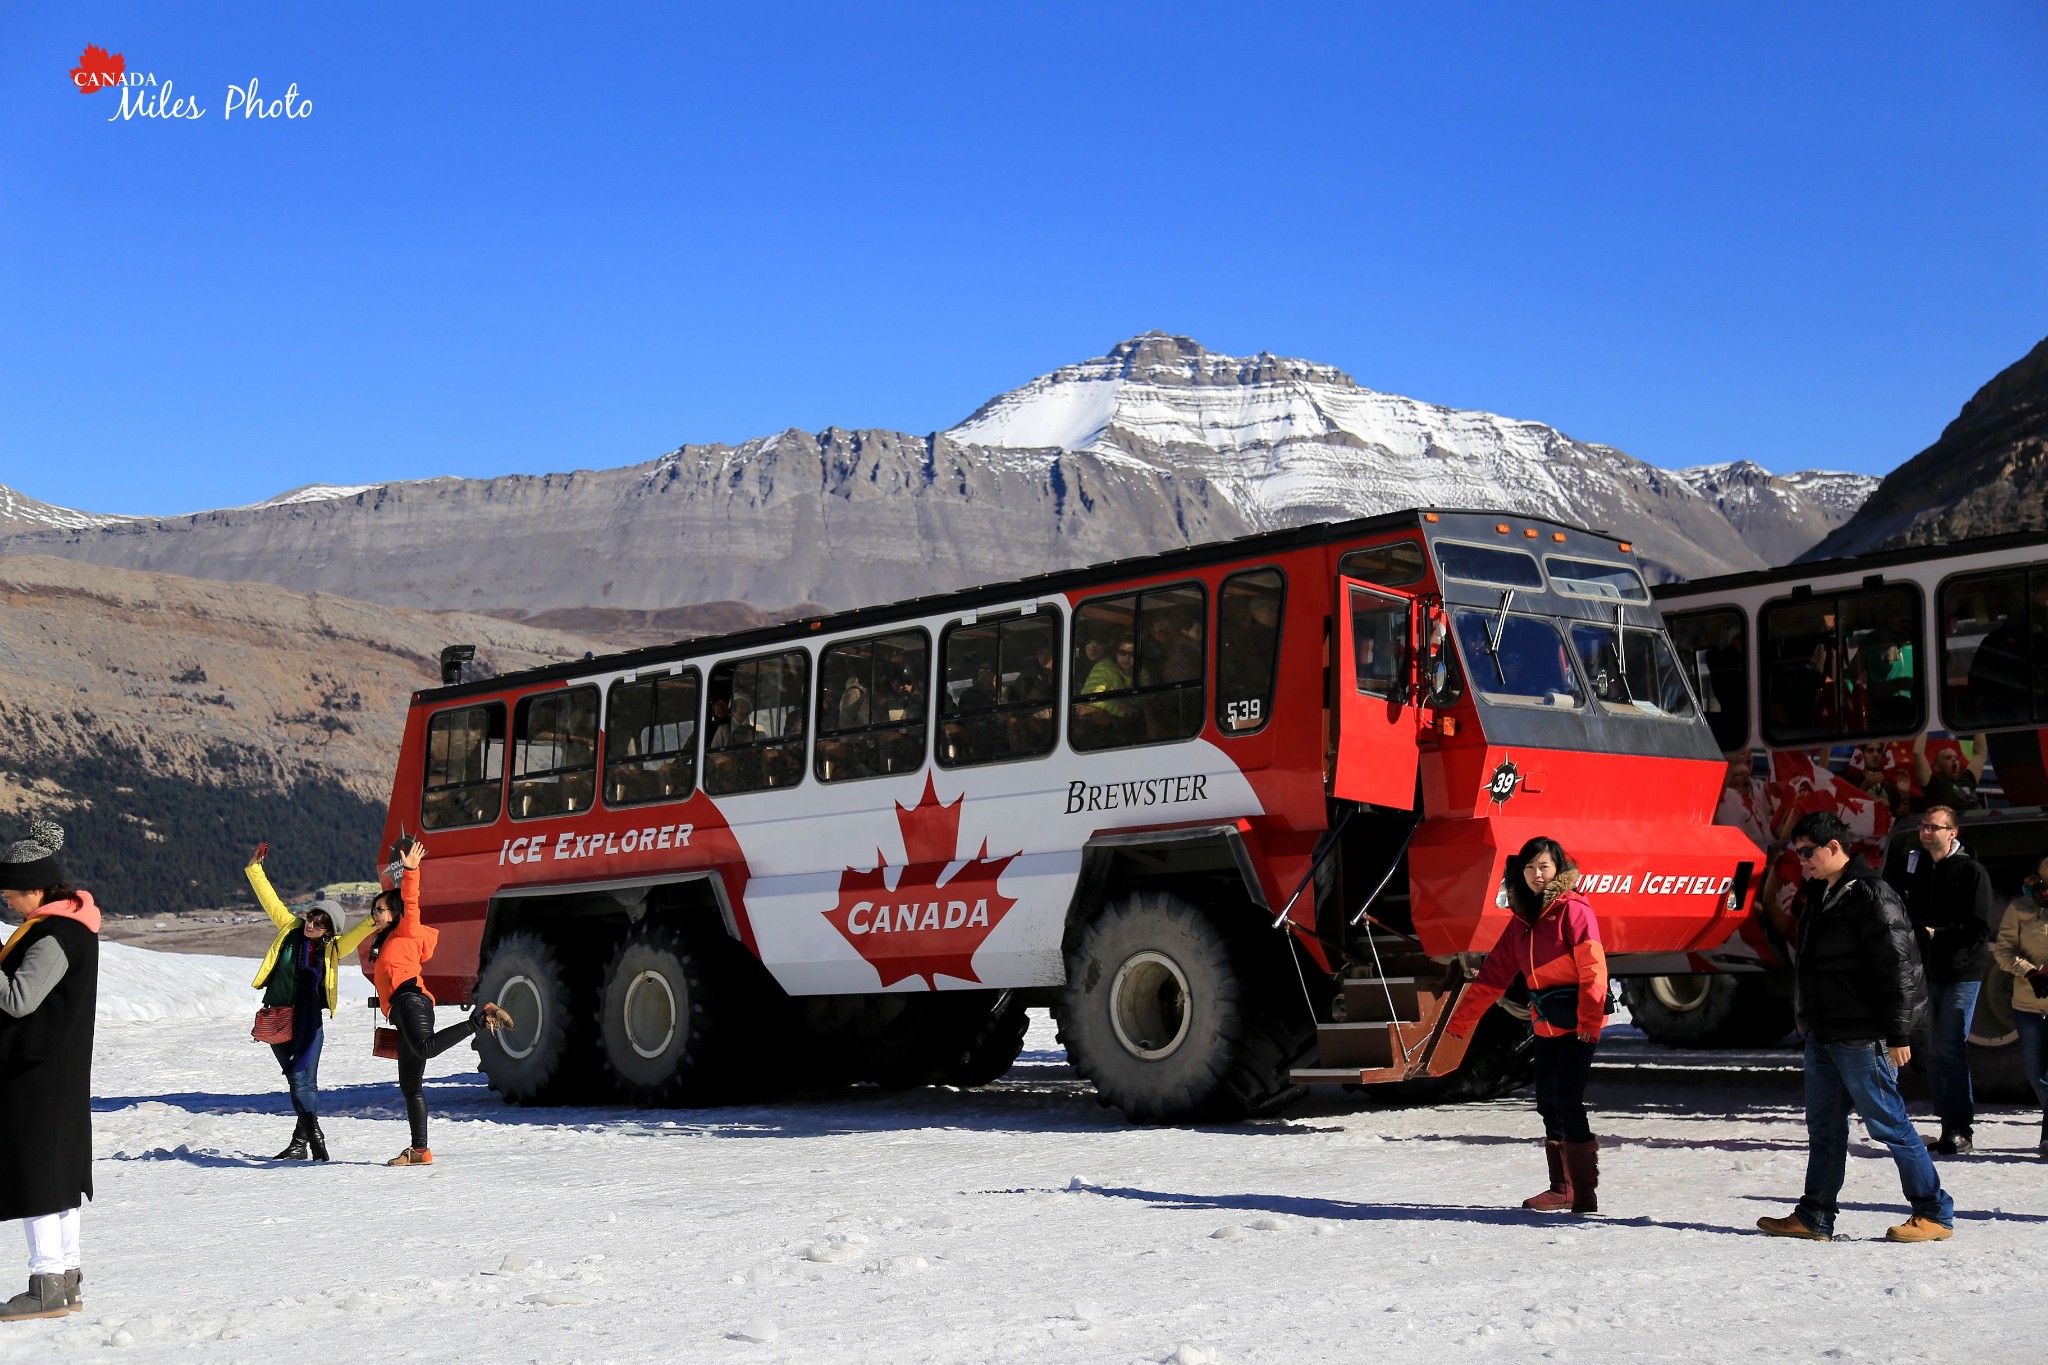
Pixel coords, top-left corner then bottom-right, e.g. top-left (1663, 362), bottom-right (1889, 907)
top-left (23, 1208), bottom-right (80, 1275)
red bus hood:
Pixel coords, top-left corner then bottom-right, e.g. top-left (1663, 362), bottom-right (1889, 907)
top-left (1409, 816), bottom-right (1762, 958)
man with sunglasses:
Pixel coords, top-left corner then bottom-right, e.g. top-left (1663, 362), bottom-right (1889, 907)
top-left (1886, 805), bottom-right (1996, 1155)
top-left (1757, 810), bottom-right (1955, 1243)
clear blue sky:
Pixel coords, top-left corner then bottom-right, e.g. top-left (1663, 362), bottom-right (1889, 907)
top-left (4, 2), bottom-right (2045, 515)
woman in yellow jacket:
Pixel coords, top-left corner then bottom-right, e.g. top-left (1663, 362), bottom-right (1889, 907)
top-left (246, 843), bottom-right (376, 1161)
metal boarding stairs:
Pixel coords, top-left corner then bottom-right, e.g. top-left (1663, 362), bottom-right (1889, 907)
top-left (1287, 955), bottom-right (1474, 1087)
top-left (1273, 804), bottom-right (1475, 1087)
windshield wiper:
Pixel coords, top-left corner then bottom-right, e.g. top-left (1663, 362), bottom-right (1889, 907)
top-left (1614, 603), bottom-right (1629, 698)
top-left (1484, 589), bottom-right (1513, 686)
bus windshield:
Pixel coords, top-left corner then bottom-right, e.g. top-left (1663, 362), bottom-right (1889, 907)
top-left (1452, 611), bottom-right (1582, 708)
top-left (1567, 622), bottom-right (1697, 720)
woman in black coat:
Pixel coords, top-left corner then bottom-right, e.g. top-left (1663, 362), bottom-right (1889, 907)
top-left (0, 819), bottom-right (99, 1322)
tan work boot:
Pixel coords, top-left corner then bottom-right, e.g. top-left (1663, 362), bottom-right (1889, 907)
top-left (1756, 1213), bottom-right (1832, 1241)
top-left (1884, 1215), bottom-right (1953, 1243)
top-left (386, 1146), bottom-right (434, 1166)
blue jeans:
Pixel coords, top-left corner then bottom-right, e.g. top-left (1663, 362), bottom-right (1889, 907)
top-left (1916, 979), bottom-right (1980, 1136)
top-left (272, 1027), bottom-right (323, 1117)
top-left (2015, 1010), bottom-right (2048, 1110)
top-left (1796, 1037), bottom-right (1953, 1236)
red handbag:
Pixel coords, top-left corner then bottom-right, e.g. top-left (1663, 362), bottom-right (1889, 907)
top-left (372, 1027), bottom-right (400, 1059)
top-left (251, 1005), bottom-right (294, 1045)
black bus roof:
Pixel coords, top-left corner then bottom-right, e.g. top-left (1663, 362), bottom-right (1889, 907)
top-left (1652, 525), bottom-right (2048, 604)
top-left (418, 506), bottom-right (1625, 704)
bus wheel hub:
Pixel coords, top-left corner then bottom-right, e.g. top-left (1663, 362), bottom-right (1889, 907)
top-left (1109, 951), bottom-right (1193, 1061)
top-left (623, 970), bottom-right (679, 1059)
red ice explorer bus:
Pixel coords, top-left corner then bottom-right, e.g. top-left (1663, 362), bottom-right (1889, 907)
top-left (378, 509), bottom-right (1761, 1121)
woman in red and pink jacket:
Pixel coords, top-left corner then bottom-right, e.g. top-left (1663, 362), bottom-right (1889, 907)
top-left (1445, 836), bottom-right (1609, 1214)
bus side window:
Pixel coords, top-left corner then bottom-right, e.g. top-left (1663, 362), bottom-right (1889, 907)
top-left (1071, 582), bottom-right (1205, 752)
top-left (1667, 607), bottom-right (1749, 752)
top-left (1337, 542), bottom-right (1424, 588)
top-left (938, 613), bottom-right (1060, 768)
top-left (705, 649), bottom-right (812, 795)
top-left (605, 669), bottom-right (700, 807)
top-left (1216, 568), bottom-right (1284, 733)
top-left (511, 687), bottom-right (599, 820)
top-left (422, 702), bottom-right (505, 830)
top-left (1761, 586), bottom-right (1922, 745)
top-left (818, 630), bottom-right (929, 781)
top-left (1941, 566), bottom-right (2048, 731)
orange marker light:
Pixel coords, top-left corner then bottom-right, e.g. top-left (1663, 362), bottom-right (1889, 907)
top-left (1495, 523), bottom-right (1510, 534)
top-left (1523, 528), bottom-right (1538, 538)
top-left (1552, 532), bottom-right (1566, 542)
top-left (1439, 716), bottom-right (1458, 736)
top-left (1618, 542), bottom-right (1633, 552)
top-left (1423, 512), bottom-right (1440, 522)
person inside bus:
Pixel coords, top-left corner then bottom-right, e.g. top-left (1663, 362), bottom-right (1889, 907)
top-left (1004, 638), bottom-right (1059, 755)
top-left (1443, 837), bottom-right (1609, 1215)
top-left (1849, 611), bottom-right (1917, 733)
top-left (1964, 578), bottom-right (2047, 726)
top-left (1218, 592), bottom-right (1281, 715)
top-left (944, 660), bottom-right (1001, 763)
top-left (705, 693), bottom-right (734, 751)
top-left (1075, 632), bottom-right (1136, 745)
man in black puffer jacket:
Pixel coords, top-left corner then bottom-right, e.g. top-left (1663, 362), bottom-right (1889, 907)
top-left (1757, 811), bottom-right (1956, 1244)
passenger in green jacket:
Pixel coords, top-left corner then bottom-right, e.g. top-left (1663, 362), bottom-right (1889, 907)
top-left (246, 843), bottom-right (376, 1161)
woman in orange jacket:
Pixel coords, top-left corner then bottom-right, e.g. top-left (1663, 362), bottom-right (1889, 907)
top-left (1444, 836), bottom-right (1609, 1213)
top-left (361, 838), bottom-right (510, 1166)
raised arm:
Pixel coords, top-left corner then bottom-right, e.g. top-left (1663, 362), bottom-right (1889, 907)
top-left (244, 847), bottom-right (296, 931)
top-left (392, 839), bottom-right (426, 938)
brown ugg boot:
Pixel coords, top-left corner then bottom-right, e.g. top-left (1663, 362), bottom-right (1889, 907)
top-left (1522, 1139), bottom-right (1574, 1211)
top-left (1562, 1139), bottom-right (1600, 1214)
top-left (0, 1274), bottom-right (69, 1322)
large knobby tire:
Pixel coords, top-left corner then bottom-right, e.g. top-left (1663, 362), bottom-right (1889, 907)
top-left (1057, 889), bottom-right (1309, 1124)
top-left (940, 991), bottom-right (1031, 1088)
top-left (595, 919), bottom-right (749, 1105)
top-left (1623, 973), bottom-right (1794, 1049)
top-left (474, 929), bottom-right (601, 1105)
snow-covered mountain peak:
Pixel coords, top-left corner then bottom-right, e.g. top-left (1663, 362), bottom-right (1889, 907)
top-left (0, 482), bottom-right (135, 534)
top-left (252, 483), bottom-right (385, 509)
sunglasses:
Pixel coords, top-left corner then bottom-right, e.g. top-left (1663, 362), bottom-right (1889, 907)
top-left (1791, 844), bottom-right (1825, 861)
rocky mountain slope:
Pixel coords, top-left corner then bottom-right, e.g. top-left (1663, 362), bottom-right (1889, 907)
top-left (1673, 463), bottom-right (1878, 566)
top-left (1806, 333), bottom-right (2048, 559)
top-left (0, 555), bottom-right (594, 913)
top-left (2, 336), bottom-right (1867, 628)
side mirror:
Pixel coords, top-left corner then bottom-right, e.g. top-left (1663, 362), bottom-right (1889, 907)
top-left (1418, 605), bottom-right (1456, 707)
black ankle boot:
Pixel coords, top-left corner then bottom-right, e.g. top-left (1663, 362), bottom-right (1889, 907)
top-left (273, 1114), bottom-right (310, 1161)
top-left (307, 1117), bottom-right (329, 1163)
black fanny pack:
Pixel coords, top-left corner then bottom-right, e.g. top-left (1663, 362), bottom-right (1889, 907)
top-left (1532, 984), bottom-right (1619, 1030)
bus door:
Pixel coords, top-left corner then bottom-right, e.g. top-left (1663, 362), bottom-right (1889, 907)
top-left (1332, 576), bottom-right (1423, 809)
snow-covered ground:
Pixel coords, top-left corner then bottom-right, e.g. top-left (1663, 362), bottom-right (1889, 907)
top-left (5, 944), bottom-right (2043, 1363)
